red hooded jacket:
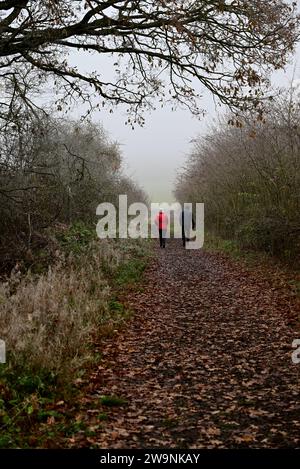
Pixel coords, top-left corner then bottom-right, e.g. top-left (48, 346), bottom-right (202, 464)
top-left (155, 211), bottom-right (169, 230)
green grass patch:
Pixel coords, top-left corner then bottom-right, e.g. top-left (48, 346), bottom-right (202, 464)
top-left (99, 395), bottom-right (128, 407)
top-left (0, 363), bottom-right (74, 447)
top-left (108, 298), bottom-right (125, 314)
top-left (106, 297), bottom-right (133, 325)
top-left (56, 221), bottom-right (96, 256)
top-left (205, 233), bottom-right (243, 257)
top-left (64, 420), bottom-right (87, 436)
top-left (204, 232), bottom-right (271, 265)
top-left (115, 258), bottom-right (147, 286)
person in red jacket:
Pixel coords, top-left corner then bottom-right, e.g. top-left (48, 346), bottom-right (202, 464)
top-left (155, 209), bottom-right (169, 248)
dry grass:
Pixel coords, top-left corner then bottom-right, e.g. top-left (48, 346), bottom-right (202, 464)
top-left (0, 238), bottom-right (146, 383)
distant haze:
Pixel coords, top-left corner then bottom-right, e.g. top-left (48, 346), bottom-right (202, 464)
top-left (70, 45), bottom-right (300, 204)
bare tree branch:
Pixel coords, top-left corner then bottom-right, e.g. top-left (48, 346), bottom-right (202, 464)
top-left (0, 0), bottom-right (299, 125)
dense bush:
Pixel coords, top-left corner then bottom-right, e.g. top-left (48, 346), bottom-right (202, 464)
top-left (175, 88), bottom-right (300, 262)
top-left (0, 116), bottom-right (147, 275)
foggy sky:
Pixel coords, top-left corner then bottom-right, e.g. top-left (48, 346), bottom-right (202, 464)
top-left (71, 45), bottom-right (300, 204)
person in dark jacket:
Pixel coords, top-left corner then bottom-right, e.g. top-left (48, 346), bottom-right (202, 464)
top-left (180, 206), bottom-right (195, 247)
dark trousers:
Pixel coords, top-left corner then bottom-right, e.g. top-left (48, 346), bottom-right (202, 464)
top-left (182, 224), bottom-right (193, 246)
top-left (159, 229), bottom-right (166, 248)
top-left (182, 225), bottom-right (187, 247)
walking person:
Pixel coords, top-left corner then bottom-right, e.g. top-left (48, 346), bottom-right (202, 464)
top-left (180, 206), bottom-right (195, 247)
top-left (155, 209), bottom-right (169, 248)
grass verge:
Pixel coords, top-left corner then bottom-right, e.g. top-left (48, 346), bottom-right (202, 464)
top-left (204, 232), bottom-right (300, 300)
top-left (0, 223), bottom-right (152, 447)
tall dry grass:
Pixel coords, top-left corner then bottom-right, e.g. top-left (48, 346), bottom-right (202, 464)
top-left (0, 238), bottom-right (141, 384)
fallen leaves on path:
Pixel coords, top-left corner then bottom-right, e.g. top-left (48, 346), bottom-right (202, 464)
top-left (66, 240), bottom-right (300, 448)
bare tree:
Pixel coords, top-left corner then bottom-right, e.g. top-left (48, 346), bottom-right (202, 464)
top-left (0, 115), bottom-right (147, 271)
top-left (0, 0), bottom-right (299, 126)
